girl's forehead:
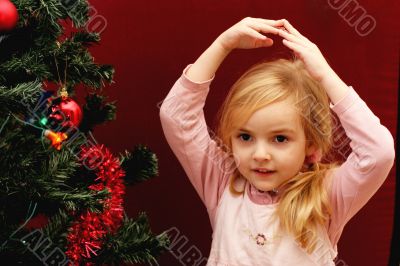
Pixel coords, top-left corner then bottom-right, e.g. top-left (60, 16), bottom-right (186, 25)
top-left (240, 99), bottom-right (302, 132)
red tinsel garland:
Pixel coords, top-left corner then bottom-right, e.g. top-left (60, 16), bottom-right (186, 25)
top-left (65, 145), bottom-right (126, 265)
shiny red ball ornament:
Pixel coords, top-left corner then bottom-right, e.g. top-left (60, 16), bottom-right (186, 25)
top-left (48, 97), bottom-right (82, 130)
top-left (0, 0), bottom-right (19, 31)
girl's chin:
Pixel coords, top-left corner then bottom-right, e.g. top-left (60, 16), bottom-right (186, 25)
top-left (251, 181), bottom-right (276, 192)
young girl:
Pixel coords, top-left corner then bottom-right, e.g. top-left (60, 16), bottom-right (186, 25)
top-left (160, 18), bottom-right (395, 265)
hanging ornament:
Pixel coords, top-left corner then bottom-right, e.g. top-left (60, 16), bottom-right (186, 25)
top-left (24, 213), bottom-right (49, 230)
top-left (0, 0), bottom-right (19, 32)
top-left (47, 97), bottom-right (82, 129)
top-left (47, 87), bottom-right (82, 131)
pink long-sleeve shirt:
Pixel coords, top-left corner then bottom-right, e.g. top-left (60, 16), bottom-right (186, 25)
top-left (159, 65), bottom-right (395, 266)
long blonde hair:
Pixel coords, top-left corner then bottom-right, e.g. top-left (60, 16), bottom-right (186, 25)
top-left (214, 58), bottom-right (340, 253)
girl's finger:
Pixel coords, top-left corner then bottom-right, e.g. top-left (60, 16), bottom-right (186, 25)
top-left (282, 20), bottom-right (314, 45)
top-left (278, 29), bottom-right (307, 47)
top-left (249, 22), bottom-right (280, 35)
top-left (256, 18), bottom-right (285, 27)
top-left (282, 39), bottom-right (304, 55)
top-left (243, 27), bottom-right (269, 41)
top-left (282, 19), bottom-right (304, 39)
top-left (255, 37), bottom-right (274, 48)
top-left (243, 28), bottom-right (274, 48)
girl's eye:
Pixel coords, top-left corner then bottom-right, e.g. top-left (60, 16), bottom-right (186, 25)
top-left (238, 133), bottom-right (251, 142)
top-left (237, 134), bottom-right (288, 143)
top-left (275, 135), bottom-right (288, 143)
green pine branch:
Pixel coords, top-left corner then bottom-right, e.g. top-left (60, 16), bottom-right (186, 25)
top-left (0, 125), bottom-right (107, 218)
top-left (49, 36), bottom-right (114, 89)
top-left (0, 35), bottom-right (114, 90)
top-left (15, 0), bottom-right (89, 30)
top-left (48, 188), bottom-right (108, 213)
top-left (42, 209), bottom-right (75, 248)
top-left (89, 213), bottom-right (170, 265)
top-left (0, 51), bottom-right (51, 82)
top-left (0, 81), bottom-right (42, 114)
top-left (120, 145), bottom-right (159, 185)
top-left (1, 0), bottom-right (113, 90)
top-left (79, 93), bottom-right (116, 133)
top-left (72, 31), bottom-right (101, 45)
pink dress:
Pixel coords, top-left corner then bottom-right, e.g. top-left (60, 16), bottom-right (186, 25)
top-left (160, 65), bottom-right (395, 265)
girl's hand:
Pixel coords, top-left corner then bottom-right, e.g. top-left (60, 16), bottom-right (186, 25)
top-left (216, 17), bottom-right (284, 52)
top-left (278, 19), bottom-right (350, 104)
top-left (278, 19), bottom-right (333, 83)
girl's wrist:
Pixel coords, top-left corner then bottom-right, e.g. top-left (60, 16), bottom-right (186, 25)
top-left (213, 36), bottom-right (234, 55)
top-left (319, 68), bottom-right (349, 104)
top-left (186, 39), bottom-right (231, 82)
top-left (320, 68), bottom-right (342, 90)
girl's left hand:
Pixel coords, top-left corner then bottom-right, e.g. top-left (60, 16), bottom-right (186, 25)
top-left (277, 19), bottom-right (333, 83)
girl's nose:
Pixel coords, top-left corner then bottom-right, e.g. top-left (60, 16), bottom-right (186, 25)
top-left (252, 144), bottom-right (272, 161)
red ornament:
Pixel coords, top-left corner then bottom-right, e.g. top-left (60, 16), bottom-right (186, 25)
top-left (0, 0), bottom-right (18, 31)
top-left (48, 97), bottom-right (82, 130)
top-left (24, 213), bottom-right (49, 230)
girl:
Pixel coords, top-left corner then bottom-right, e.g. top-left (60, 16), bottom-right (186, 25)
top-left (160, 18), bottom-right (395, 265)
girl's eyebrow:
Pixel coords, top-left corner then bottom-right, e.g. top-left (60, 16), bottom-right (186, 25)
top-left (238, 128), bottom-right (296, 134)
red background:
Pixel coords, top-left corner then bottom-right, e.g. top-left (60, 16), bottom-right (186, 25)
top-left (86, 1), bottom-right (399, 265)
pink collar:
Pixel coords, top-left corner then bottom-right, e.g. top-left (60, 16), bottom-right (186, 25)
top-left (246, 182), bottom-right (288, 205)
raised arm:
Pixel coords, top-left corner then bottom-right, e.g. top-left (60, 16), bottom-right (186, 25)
top-left (277, 19), bottom-right (349, 104)
top-left (278, 19), bottom-right (395, 247)
top-left (160, 18), bottom-right (284, 222)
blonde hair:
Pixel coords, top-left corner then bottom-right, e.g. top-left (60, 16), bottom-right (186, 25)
top-left (214, 58), bottom-right (340, 253)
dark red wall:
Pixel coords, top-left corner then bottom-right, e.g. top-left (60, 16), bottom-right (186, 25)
top-left (87, 1), bottom-right (399, 265)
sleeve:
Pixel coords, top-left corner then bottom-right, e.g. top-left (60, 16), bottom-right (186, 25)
top-left (159, 65), bottom-right (234, 214)
top-left (326, 86), bottom-right (395, 247)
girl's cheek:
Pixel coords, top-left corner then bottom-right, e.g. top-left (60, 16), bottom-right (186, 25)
top-left (232, 153), bottom-right (241, 167)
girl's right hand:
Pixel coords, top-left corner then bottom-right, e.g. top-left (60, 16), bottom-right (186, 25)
top-left (216, 17), bottom-right (285, 52)
top-left (186, 18), bottom-right (284, 82)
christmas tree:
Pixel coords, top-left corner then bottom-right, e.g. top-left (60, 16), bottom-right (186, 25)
top-left (0, 0), bottom-right (169, 265)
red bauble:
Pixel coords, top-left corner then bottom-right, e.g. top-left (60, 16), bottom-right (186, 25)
top-left (48, 97), bottom-right (82, 129)
top-left (0, 0), bottom-right (18, 31)
top-left (24, 213), bottom-right (49, 230)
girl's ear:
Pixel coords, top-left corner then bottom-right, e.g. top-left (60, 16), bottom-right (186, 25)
top-left (306, 144), bottom-right (316, 156)
top-left (305, 144), bottom-right (322, 164)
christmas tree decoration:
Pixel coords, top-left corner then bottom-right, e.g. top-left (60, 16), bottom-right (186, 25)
top-left (0, 0), bottom-right (169, 265)
top-left (23, 89), bottom-right (80, 150)
top-left (44, 129), bottom-right (68, 150)
top-left (44, 84), bottom-right (82, 131)
top-left (66, 145), bottom-right (126, 264)
top-left (47, 96), bottom-right (82, 130)
top-left (0, 0), bottom-right (18, 31)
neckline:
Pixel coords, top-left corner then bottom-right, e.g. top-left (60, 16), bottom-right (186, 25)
top-left (246, 182), bottom-right (282, 206)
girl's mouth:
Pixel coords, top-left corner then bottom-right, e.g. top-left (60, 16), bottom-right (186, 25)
top-left (253, 169), bottom-right (276, 176)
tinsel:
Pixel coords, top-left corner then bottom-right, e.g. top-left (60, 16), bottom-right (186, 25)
top-left (65, 145), bottom-right (125, 265)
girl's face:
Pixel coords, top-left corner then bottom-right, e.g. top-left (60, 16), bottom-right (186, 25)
top-left (231, 97), bottom-right (314, 192)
